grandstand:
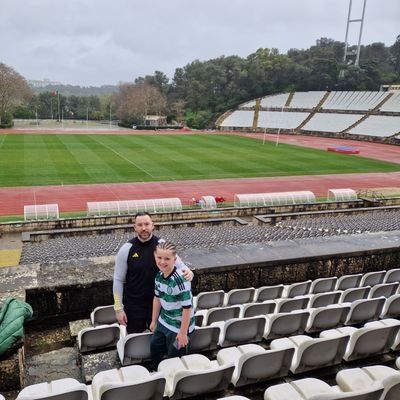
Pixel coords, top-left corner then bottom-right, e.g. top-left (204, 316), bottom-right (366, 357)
top-left (218, 90), bottom-right (400, 142)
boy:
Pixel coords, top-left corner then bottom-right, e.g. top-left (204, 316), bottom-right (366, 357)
top-left (150, 241), bottom-right (195, 368)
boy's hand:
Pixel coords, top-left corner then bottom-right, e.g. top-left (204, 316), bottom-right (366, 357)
top-left (176, 332), bottom-right (189, 349)
top-left (149, 321), bottom-right (157, 332)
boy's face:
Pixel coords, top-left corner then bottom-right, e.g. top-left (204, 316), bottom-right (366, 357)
top-left (154, 248), bottom-right (177, 276)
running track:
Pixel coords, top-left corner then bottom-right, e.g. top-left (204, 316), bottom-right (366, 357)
top-left (0, 130), bottom-right (399, 216)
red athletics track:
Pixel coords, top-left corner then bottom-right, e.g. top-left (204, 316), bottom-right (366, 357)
top-left (0, 130), bottom-right (399, 216)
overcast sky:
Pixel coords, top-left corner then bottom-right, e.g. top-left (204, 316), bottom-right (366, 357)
top-left (1, 0), bottom-right (399, 87)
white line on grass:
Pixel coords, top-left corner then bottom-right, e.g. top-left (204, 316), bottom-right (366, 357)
top-left (91, 136), bottom-right (156, 179)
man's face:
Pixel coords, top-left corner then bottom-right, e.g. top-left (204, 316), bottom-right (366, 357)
top-left (134, 215), bottom-right (155, 242)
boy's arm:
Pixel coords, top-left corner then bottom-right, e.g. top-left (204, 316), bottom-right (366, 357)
top-left (176, 307), bottom-right (192, 349)
top-left (150, 296), bottom-right (161, 332)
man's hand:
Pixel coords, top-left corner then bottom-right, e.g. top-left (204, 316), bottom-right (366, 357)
top-left (181, 266), bottom-right (194, 282)
top-left (116, 310), bottom-right (128, 326)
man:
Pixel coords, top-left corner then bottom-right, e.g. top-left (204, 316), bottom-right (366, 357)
top-left (113, 212), bottom-right (193, 333)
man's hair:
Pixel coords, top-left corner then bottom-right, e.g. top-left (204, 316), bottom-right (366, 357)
top-left (155, 241), bottom-right (177, 255)
top-left (134, 211), bottom-right (151, 220)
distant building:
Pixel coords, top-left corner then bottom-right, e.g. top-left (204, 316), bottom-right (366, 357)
top-left (29, 79), bottom-right (62, 88)
top-left (144, 115), bottom-right (167, 126)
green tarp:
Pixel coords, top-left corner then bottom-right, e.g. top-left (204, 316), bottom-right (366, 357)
top-left (0, 297), bottom-right (33, 356)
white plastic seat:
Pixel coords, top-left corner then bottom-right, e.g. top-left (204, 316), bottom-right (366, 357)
top-left (369, 283), bottom-right (398, 299)
top-left (336, 274), bottom-right (362, 291)
top-left (321, 322), bottom-right (400, 361)
top-left (212, 316), bottom-right (266, 347)
top-left (344, 297), bottom-right (385, 325)
top-left (310, 277), bottom-right (338, 294)
top-left (254, 285), bottom-right (284, 302)
top-left (339, 286), bottom-right (370, 303)
top-left (217, 344), bottom-right (294, 387)
top-left (117, 331), bottom-right (152, 366)
top-left (336, 365), bottom-right (400, 400)
top-left (275, 296), bottom-right (309, 313)
top-left (241, 301), bottom-right (275, 318)
top-left (360, 271), bottom-right (386, 287)
top-left (308, 291), bottom-right (341, 308)
top-left (381, 294), bottom-right (400, 319)
top-left (224, 288), bottom-right (256, 306)
top-left (384, 268), bottom-right (400, 283)
top-left (193, 290), bottom-right (225, 310)
top-left (282, 281), bottom-right (311, 298)
top-left (90, 305), bottom-right (118, 327)
top-left (270, 334), bottom-right (349, 374)
top-left (264, 311), bottom-right (309, 340)
top-left (16, 378), bottom-right (88, 400)
top-left (264, 377), bottom-right (383, 400)
top-left (306, 305), bottom-right (350, 333)
top-left (197, 305), bottom-right (241, 326)
top-left (78, 324), bottom-right (122, 353)
top-left (189, 326), bottom-right (220, 353)
top-left (90, 365), bottom-right (165, 400)
top-left (158, 354), bottom-right (234, 399)
top-left (365, 318), bottom-right (400, 351)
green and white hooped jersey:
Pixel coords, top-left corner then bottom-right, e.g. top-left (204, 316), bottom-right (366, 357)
top-left (155, 267), bottom-right (195, 334)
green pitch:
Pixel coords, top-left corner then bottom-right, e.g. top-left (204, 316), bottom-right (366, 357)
top-left (0, 133), bottom-right (399, 187)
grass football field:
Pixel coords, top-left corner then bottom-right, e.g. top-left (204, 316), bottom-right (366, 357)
top-left (0, 133), bottom-right (399, 187)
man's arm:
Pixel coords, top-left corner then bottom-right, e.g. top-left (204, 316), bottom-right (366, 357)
top-left (113, 243), bottom-right (130, 326)
top-left (176, 254), bottom-right (194, 282)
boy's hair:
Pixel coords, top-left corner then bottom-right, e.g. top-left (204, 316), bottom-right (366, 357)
top-left (155, 241), bottom-right (177, 256)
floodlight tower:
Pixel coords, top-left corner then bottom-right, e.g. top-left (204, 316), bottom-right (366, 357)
top-left (343, 0), bottom-right (367, 67)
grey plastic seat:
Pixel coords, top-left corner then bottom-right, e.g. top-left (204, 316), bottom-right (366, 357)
top-left (254, 285), bottom-right (284, 302)
top-left (339, 286), bottom-right (370, 303)
top-left (282, 280), bottom-right (311, 298)
top-left (264, 311), bottom-right (309, 340)
top-left (78, 323), bottom-right (122, 353)
top-left (306, 305), bottom-right (350, 333)
top-left (117, 331), bottom-right (152, 366)
top-left (368, 282), bottom-right (398, 299)
top-left (90, 365), bottom-right (165, 400)
top-left (217, 344), bottom-right (294, 387)
top-left (344, 297), bottom-right (385, 325)
top-left (199, 305), bottom-right (241, 326)
top-left (308, 291), bottom-right (341, 308)
top-left (381, 294), bottom-right (400, 318)
top-left (241, 301), bottom-right (275, 318)
top-left (16, 378), bottom-right (88, 400)
top-left (336, 273), bottom-right (362, 291)
top-left (189, 325), bottom-right (220, 353)
top-left (384, 268), bottom-right (400, 283)
top-left (224, 288), bottom-right (256, 306)
top-left (271, 334), bottom-right (349, 374)
top-left (213, 316), bottom-right (266, 347)
top-left (310, 277), bottom-right (338, 294)
top-left (365, 318), bottom-right (400, 351)
top-left (360, 270), bottom-right (386, 287)
top-left (158, 354), bottom-right (234, 399)
top-left (193, 290), bottom-right (225, 310)
top-left (336, 365), bottom-right (400, 400)
top-left (264, 378), bottom-right (383, 400)
top-left (321, 321), bottom-right (400, 361)
top-left (90, 305), bottom-right (118, 327)
top-left (275, 296), bottom-right (309, 313)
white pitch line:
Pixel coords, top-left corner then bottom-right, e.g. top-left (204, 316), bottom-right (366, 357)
top-left (91, 136), bottom-right (156, 179)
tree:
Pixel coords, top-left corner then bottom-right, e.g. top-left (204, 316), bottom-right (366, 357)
top-left (0, 63), bottom-right (32, 123)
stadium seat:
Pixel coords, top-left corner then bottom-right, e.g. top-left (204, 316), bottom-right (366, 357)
top-left (197, 305), bottom-right (241, 326)
top-left (282, 280), bottom-right (311, 298)
top-left (189, 325), bottom-right (220, 353)
top-left (217, 344), bottom-right (294, 387)
top-left (264, 311), bottom-right (309, 340)
top-left (78, 324), bottom-right (122, 353)
top-left (254, 285), bottom-right (284, 302)
top-left (270, 334), bottom-right (349, 374)
top-left (90, 305), bottom-right (118, 327)
top-left (157, 354), bottom-right (234, 399)
top-left (16, 378), bottom-right (88, 400)
top-left (117, 331), bottom-right (152, 366)
top-left (310, 277), bottom-right (338, 294)
top-left (90, 365), bottom-right (165, 400)
top-left (368, 282), bottom-right (398, 299)
top-left (380, 294), bottom-right (400, 319)
top-left (364, 318), bottom-right (400, 351)
top-left (224, 287), bottom-right (256, 306)
top-left (335, 274), bottom-right (362, 291)
top-left (384, 268), bottom-right (400, 283)
top-left (241, 301), bottom-right (275, 318)
top-left (360, 271), bottom-right (386, 287)
top-left (308, 291), bottom-right (341, 308)
top-left (275, 296), bottom-right (309, 313)
top-left (344, 297), bottom-right (385, 325)
top-left (217, 397), bottom-right (250, 400)
top-left (339, 286), bottom-right (370, 303)
top-left (193, 290), bottom-right (225, 310)
top-left (306, 304), bottom-right (350, 333)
